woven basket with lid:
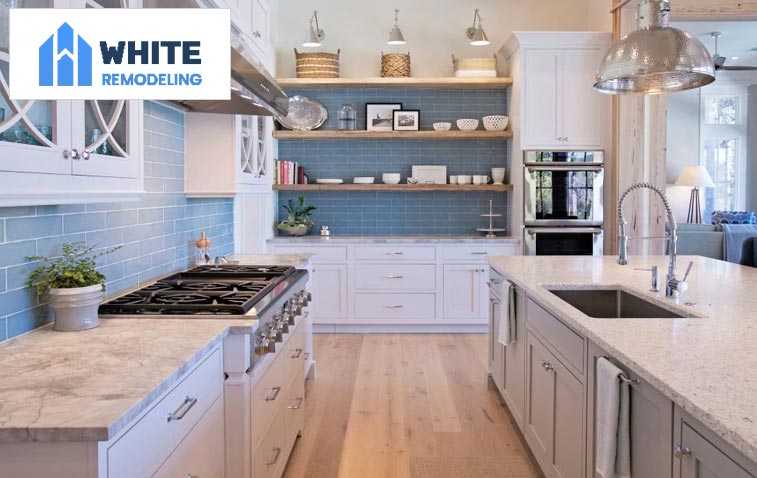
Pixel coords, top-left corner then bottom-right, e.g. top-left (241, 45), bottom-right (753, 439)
top-left (295, 48), bottom-right (340, 78)
top-left (381, 52), bottom-right (411, 77)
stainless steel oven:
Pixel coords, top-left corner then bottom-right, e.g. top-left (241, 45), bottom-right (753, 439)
top-left (524, 226), bottom-right (603, 256)
top-left (524, 150), bottom-right (604, 226)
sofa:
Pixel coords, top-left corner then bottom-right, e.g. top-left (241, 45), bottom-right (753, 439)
top-left (675, 224), bottom-right (725, 260)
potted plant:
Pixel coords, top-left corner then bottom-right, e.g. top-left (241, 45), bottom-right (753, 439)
top-left (26, 242), bottom-right (120, 332)
top-left (277, 195), bottom-right (317, 236)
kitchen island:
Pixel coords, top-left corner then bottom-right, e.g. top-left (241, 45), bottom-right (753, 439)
top-left (487, 255), bottom-right (757, 477)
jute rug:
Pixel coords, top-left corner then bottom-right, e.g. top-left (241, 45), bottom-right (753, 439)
top-left (409, 456), bottom-right (537, 478)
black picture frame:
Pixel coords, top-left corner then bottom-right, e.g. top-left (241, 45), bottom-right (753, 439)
top-left (392, 109), bottom-right (420, 131)
top-left (365, 103), bottom-right (403, 131)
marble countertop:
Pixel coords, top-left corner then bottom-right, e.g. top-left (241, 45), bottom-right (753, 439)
top-left (0, 319), bottom-right (256, 443)
top-left (268, 235), bottom-right (520, 244)
top-left (487, 255), bottom-right (757, 463)
top-left (228, 252), bottom-right (314, 267)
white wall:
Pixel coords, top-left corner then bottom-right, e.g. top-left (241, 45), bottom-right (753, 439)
top-left (748, 85), bottom-right (757, 211)
top-left (666, 88), bottom-right (701, 183)
top-left (585, 0), bottom-right (613, 32)
top-left (276, 0), bottom-right (603, 77)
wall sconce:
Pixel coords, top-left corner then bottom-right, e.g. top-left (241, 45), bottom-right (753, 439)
top-left (466, 9), bottom-right (490, 46)
top-left (302, 11), bottom-right (325, 48)
top-left (387, 9), bottom-right (406, 45)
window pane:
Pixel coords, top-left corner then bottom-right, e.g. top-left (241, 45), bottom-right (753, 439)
top-left (703, 138), bottom-right (738, 218)
top-left (704, 97), bottom-right (737, 125)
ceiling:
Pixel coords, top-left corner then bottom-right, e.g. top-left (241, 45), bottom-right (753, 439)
top-left (674, 21), bottom-right (757, 67)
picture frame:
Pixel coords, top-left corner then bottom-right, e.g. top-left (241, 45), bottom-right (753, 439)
top-left (365, 103), bottom-right (403, 132)
top-left (392, 110), bottom-right (420, 131)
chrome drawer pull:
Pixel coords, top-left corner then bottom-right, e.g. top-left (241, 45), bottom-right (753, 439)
top-left (471, 251), bottom-right (488, 255)
top-left (291, 348), bottom-right (303, 359)
top-left (384, 275), bottom-right (404, 279)
top-left (266, 446), bottom-right (282, 466)
top-left (167, 396), bottom-right (197, 422)
top-left (541, 361), bottom-right (554, 372)
top-left (265, 386), bottom-right (282, 402)
top-left (673, 444), bottom-right (691, 458)
top-left (386, 251), bottom-right (404, 255)
top-left (386, 304), bottom-right (404, 308)
top-left (288, 397), bottom-right (304, 410)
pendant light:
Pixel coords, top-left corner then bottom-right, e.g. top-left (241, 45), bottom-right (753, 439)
top-left (466, 9), bottom-right (490, 46)
top-left (387, 9), bottom-right (406, 45)
top-left (302, 11), bottom-right (325, 48)
top-left (594, 0), bottom-right (715, 95)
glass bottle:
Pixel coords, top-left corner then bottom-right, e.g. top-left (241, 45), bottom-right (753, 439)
top-left (338, 103), bottom-right (357, 131)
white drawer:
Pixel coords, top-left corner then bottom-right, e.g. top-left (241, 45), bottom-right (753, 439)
top-left (107, 348), bottom-right (223, 478)
top-left (272, 245), bottom-right (347, 263)
top-left (251, 348), bottom-right (293, 449)
top-left (527, 298), bottom-right (585, 376)
top-left (441, 245), bottom-right (518, 260)
top-left (253, 405), bottom-right (286, 478)
top-left (284, 367), bottom-right (306, 455)
top-left (355, 293), bottom-right (436, 320)
top-left (355, 245), bottom-right (435, 261)
top-left (355, 264), bottom-right (436, 291)
top-left (152, 395), bottom-right (225, 478)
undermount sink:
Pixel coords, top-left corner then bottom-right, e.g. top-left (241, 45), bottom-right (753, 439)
top-left (549, 288), bottom-right (692, 319)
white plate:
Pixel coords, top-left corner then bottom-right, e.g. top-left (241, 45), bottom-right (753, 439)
top-left (316, 179), bottom-right (344, 184)
top-left (353, 177), bottom-right (375, 184)
top-left (412, 165), bottom-right (447, 185)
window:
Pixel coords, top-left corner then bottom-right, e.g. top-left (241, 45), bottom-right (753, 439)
top-left (704, 96), bottom-right (738, 125)
top-left (703, 138), bottom-right (738, 213)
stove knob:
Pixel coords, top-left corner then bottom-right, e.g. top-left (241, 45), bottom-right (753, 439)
top-left (275, 319), bottom-right (289, 334)
top-left (268, 327), bottom-right (283, 343)
top-left (288, 301), bottom-right (303, 316)
top-left (266, 339), bottom-right (277, 353)
top-left (303, 291), bottom-right (312, 302)
top-left (254, 337), bottom-right (270, 356)
top-left (285, 310), bottom-right (296, 326)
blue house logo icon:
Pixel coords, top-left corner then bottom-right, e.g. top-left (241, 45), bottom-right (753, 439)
top-left (39, 22), bottom-right (92, 87)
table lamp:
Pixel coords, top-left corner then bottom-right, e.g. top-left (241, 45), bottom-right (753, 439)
top-left (675, 165), bottom-right (715, 223)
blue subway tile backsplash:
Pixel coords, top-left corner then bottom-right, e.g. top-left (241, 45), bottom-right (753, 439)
top-left (277, 87), bottom-right (510, 235)
top-left (0, 102), bottom-right (234, 342)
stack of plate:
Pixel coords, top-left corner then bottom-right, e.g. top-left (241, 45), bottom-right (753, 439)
top-left (316, 179), bottom-right (344, 184)
top-left (353, 177), bottom-right (375, 184)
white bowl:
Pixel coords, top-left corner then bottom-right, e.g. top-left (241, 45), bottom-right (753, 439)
top-left (382, 173), bottom-right (401, 185)
top-left (432, 122), bottom-right (452, 131)
top-left (482, 115), bottom-right (509, 131)
top-left (456, 119), bottom-right (479, 131)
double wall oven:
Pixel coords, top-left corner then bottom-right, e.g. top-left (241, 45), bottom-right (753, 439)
top-left (523, 150), bottom-right (604, 256)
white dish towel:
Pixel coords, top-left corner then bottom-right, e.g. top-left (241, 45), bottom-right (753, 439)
top-left (497, 281), bottom-right (516, 345)
top-left (595, 357), bottom-right (632, 478)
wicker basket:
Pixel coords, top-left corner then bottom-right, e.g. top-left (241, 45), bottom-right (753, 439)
top-left (295, 48), bottom-right (340, 78)
top-left (452, 54), bottom-right (497, 77)
top-left (381, 52), bottom-right (411, 77)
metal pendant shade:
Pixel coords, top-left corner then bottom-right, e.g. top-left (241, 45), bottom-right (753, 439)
top-left (594, 0), bottom-right (715, 95)
top-left (387, 9), bottom-right (407, 45)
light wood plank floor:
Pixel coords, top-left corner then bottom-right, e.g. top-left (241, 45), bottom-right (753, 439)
top-left (282, 334), bottom-right (541, 478)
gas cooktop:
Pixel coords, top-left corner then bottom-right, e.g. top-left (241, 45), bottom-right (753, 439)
top-left (98, 264), bottom-right (299, 317)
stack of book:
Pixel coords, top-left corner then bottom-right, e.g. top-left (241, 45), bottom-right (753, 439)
top-left (275, 160), bottom-right (307, 184)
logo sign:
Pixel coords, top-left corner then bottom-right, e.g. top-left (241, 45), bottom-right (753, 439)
top-left (10, 9), bottom-right (230, 100)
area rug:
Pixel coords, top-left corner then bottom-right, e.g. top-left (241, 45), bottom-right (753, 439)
top-left (409, 456), bottom-right (537, 478)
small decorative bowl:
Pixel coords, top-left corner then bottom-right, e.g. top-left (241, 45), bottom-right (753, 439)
top-left (277, 223), bottom-right (312, 236)
top-left (456, 119), bottom-right (479, 131)
top-left (432, 122), bottom-right (452, 131)
top-left (382, 173), bottom-right (401, 185)
top-left (482, 115), bottom-right (509, 131)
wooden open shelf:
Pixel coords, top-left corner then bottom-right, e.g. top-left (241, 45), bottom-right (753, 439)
top-left (277, 77), bottom-right (513, 89)
top-left (272, 184), bottom-right (513, 192)
top-left (272, 130), bottom-right (512, 141)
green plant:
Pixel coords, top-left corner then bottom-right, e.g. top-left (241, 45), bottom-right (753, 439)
top-left (278, 195), bottom-right (317, 227)
top-left (25, 242), bottom-right (121, 296)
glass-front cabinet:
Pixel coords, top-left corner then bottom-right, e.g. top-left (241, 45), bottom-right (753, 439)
top-left (0, 0), bottom-right (143, 206)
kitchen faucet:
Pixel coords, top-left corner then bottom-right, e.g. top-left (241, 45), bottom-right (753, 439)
top-left (617, 182), bottom-right (693, 300)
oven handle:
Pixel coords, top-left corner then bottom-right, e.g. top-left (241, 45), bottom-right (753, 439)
top-left (525, 227), bottom-right (603, 236)
top-left (525, 165), bottom-right (604, 173)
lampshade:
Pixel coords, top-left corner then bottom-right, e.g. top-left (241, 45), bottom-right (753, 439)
top-left (594, 0), bottom-right (715, 95)
top-left (387, 9), bottom-right (406, 45)
top-left (302, 11), bottom-right (325, 48)
top-left (466, 9), bottom-right (490, 46)
top-left (675, 165), bottom-right (715, 188)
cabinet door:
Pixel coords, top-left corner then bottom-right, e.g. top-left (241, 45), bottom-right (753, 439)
top-left (249, 0), bottom-right (272, 61)
top-left (523, 49), bottom-right (563, 149)
top-left (0, 0), bottom-right (72, 176)
top-left (561, 49), bottom-right (604, 148)
top-left (443, 264), bottom-right (486, 320)
top-left (489, 292), bottom-right (505, 395)
top-left (680, 424), bottom-right (754, 478)
top-left (552, 357), bottom-right (584, 478)
top-left (525, 332), bottom-right (555, 470)
top-left (502, 286), bottom-right (527, 429)
top-left (152, 396), bottom-right (225, 478)
top-left (238, 115), bottom-right (258, 185)
top-left (313, 264), bottom-right (348, 321)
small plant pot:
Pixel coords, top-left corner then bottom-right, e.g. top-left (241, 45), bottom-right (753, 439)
top-left (48, 284), bottom-right (104, 332)
top-left (277, 223), bottom-right (312, 236)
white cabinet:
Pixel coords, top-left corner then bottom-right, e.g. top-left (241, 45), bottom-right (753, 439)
top-left (521, 47), bottom-right (607, 149)
top-left (249, 0), bottom-right (272, 63)
top-left (313, 264), bottom-right (348, 321)
top-left (443, 264), bottom-right (488, 320)
top-left (185, 113), bottom-right (273, 197)
top-left (0, 0), bottom-right (143, 206)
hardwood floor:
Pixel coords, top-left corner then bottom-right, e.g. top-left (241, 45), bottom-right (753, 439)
top-left (282, 334), bottom-right (540, 478)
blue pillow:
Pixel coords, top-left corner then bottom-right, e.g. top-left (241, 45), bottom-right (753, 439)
top-left (711, 210), bottom-right (757, 225)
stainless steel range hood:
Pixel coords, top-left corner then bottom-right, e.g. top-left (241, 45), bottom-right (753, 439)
top-left (143, 0), bottom-right (288, 117)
